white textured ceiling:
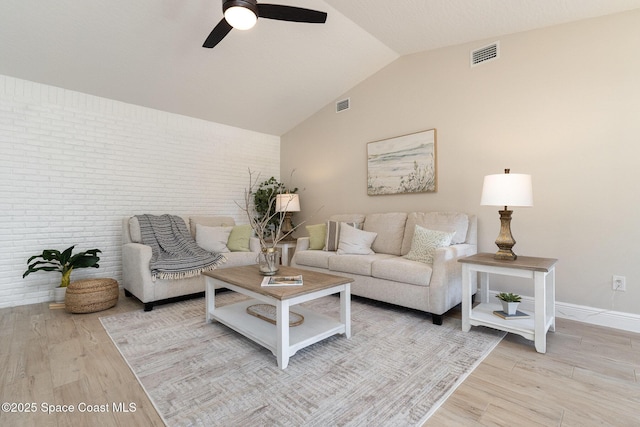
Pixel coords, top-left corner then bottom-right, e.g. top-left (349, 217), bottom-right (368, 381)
top-left (1, 0), bottom-right (639, 135)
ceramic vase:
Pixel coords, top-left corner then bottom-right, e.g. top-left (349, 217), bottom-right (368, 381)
top-left (54, 286), bottom-right (67, 304)
top-left (501, 300), bottom-right (519, 315)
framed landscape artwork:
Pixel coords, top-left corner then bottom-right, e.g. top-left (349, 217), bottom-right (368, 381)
top-left (367, 129), bottom-right (437, 195)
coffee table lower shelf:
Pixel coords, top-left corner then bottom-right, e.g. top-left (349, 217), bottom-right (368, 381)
top-left (209, 298), bottom-right (346, 362)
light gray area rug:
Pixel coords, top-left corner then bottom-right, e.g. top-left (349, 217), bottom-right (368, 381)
top-left (101, 292), bottom-right (504, 426)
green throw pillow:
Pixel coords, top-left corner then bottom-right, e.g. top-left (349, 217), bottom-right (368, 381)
top-left (306, 223), bottom-right (327, 250)
top-left (227, 224), bottom-right (253, 252)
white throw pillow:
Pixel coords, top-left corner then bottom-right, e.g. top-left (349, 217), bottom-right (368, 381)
top-left (403, 225), bottom-right (455, 264)
top-left (337, 223), bottom-right (377, 255)
top-left (196, 224), bottom-right (232, 253)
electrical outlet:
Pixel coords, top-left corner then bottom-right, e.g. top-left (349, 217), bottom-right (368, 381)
top-left (612, 275), bottom-right (626, 291)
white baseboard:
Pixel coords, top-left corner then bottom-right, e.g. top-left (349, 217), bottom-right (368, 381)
top-left (487, 291), bottom-right (640, 334)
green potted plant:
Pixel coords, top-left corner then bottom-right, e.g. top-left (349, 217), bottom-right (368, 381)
top-left (23, 245), bottom-right (101, 303)
top-left (495, 292), bottom-right (522, 315)
top-left (239, 170), bottom-right (304, 275)
top-left (252, 175), bottom-right (298, 237)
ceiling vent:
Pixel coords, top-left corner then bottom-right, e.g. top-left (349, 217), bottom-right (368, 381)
top-left (470, 42), bottom-right (500, 67)
top-left (336, 98), bottom-right (350, 113)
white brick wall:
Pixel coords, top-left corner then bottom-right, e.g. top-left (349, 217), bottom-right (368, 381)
top-left (0, 75), bottom-right (280, 308)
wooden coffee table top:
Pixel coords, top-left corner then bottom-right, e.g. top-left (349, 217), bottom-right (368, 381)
top-left (203, 265), bottom-right (353, 300)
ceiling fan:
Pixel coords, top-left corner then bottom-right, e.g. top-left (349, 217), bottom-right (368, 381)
top-left (203, 0), bottom-right (327, 49)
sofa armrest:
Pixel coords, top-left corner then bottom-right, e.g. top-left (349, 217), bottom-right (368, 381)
top-left (122, 243), bottom-right (156, 303)
top-left (428, 243), bottom-right (478, 314)
top-left (295, 237), bottom-right (310, 251)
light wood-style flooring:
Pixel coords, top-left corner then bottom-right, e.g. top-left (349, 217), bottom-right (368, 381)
top-left (1, 290), bottom-right (638, 426)
top-left (426, 309), bottom-right (640, 426)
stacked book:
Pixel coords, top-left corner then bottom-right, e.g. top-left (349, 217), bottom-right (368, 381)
top-left (261, 275), bottom-right (303, 287)
top-left (493, 310), bottom-right (530, 320)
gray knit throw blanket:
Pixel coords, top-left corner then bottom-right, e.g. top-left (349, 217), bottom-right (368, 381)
top-left (136, 214), bottom-right (226, 280)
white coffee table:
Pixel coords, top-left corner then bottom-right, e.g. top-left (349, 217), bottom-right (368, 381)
top-left (203, 265), bottom-right (352, 369)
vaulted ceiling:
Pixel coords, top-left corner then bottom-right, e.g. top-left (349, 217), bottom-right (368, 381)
top-left (1, 0), bottom-right (639, 135)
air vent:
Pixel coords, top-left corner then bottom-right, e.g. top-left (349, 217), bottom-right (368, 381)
top-left (470, 42), bottom-right (500, 67)
top-left (336, 98), bottom-right (350, 113)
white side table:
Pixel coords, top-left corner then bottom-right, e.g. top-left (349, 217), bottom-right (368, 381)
top-left (276, 240), bottom-right (297, 266)
top-left (459, 253), bottom-right (557, 353)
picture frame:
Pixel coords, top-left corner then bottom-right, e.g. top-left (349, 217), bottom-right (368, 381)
top-left (367, 129), bottom-right (437, 195)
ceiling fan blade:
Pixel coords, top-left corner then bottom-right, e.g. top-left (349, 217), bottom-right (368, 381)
top-left (257, 4), bottom-right (327, 23)
top-left (203, 18), bottom-right (233, 48)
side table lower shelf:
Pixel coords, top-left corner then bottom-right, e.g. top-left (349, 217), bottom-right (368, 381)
top-left (460, 253), bottom-right (558, 353)
top-left (469, 303), bottom-right (554, 343)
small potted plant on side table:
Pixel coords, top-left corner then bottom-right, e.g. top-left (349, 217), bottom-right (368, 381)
top-left (496, 292), bottom-right (522, 315)
top-left (23, 245), bottom-right (101, 303)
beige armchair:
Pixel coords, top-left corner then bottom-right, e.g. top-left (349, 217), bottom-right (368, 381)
top-left (122, 215), bottom-right (260, 311)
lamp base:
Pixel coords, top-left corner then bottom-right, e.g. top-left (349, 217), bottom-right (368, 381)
top-left (494, 248), bottom-right (517, 261)
top-left (494, 209), bottom-right (517, 261)
top-left (280, 212), bottom-right (294, 236)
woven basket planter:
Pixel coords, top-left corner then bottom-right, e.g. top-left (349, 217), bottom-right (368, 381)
top-left (65, 278), bottom-right (119, 314)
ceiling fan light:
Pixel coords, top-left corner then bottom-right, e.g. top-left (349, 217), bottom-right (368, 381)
top-left (224, 6), bottom-right (257, 30)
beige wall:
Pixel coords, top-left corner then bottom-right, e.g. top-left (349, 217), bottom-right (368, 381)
top-left (281, 10), bottom-right (640, 315)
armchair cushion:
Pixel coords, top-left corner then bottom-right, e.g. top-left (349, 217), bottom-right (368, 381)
top-left (129, 217), bottom-right (142, 243)
top-left (227, 225), bottom-right (253, 252)
top-left (189, 216), bottom-right (235, 237)
top-left (196, 224), bottom-right (232, 253)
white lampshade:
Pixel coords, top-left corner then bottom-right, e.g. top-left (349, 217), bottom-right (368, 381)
top-left (480, 172), bottom-right (533, 207)
top-left (224, 6), bottom-right (257, 30)
top-left (275, 194), bottom-right (300, 212)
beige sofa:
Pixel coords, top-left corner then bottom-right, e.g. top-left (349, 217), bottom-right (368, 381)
top-left (291, 212), bottom-right (477, 324)
top-left (122, 215), bottom-right (260, 311)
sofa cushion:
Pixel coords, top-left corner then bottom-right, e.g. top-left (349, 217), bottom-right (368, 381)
top-left (401, 212), bottom-right (469, 254)
top-left (337, 223), bottom-right (377, 255)
top-left (294, 250), bottom-right (334, 269)
top-left (329, 253), bottom-right (394, 276)
top-left (227, 224), bottom-right (253, 252)
top-left (325, 221), bottom-right (359, 251)
top-left (363, 212), bottom-right (407, 255)
top-left (328, 213), bottom-right (366, 227)
top-left (306, 223), bottom-right (327, 250)
top-left (372, 257), bottom-right (433, 287)
top-left (403, 225), bottom-right (455, 264)
top-left (196, 224), bottom-right (232, 253)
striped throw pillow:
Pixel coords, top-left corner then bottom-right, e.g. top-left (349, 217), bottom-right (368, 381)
top-left (324, 221), bottom-right (359, 252)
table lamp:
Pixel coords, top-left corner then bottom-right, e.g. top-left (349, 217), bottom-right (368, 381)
top-left (275, 193), bottom-right (300, 238)
top-left (480, 169), bottom-right (533, 260)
